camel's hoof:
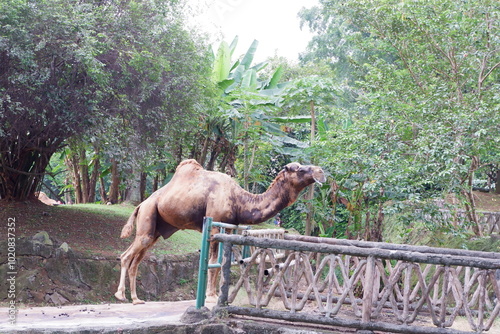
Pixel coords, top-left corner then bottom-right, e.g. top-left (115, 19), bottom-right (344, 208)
top-left (114, 291), bottom-right (127, 302)
top-left (205, 295), bottom-right (218, 304)
top-left (132, 299), bottom-right (145, 305)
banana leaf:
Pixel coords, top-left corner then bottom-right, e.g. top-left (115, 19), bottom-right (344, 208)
top-left (265, 65), bottom-right (283, 89)
top-left (317, 118), bottom-right (329, 141)
top-left (218, 79), bottom-right (235, 91)
top-left (268, 115), bottom-right (312, 123)
top-left (251, 61), bottom-right (268, 73)
top-left (240, 39), bottom-right (258, 69)
top-left (212, 41), bottom-right (231, 83)
top-left (228, 36), bottom-right (238, 57)
top-left (241, 69), bottom-right (257, 89)
top-left (230, 59), bottom-right (240, 73)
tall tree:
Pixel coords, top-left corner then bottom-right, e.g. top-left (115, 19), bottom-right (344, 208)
top-left (0, 0), bottom-right (212, 201)
top-left (301, 0), bottom-right (500, 238)
top-left (0, 0), bottom-right (104, 200)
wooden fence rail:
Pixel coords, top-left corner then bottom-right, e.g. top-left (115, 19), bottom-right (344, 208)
top-left (433, 204), bottom-right (500, 236)
top-left (213, 233), bottom-right (500, 334)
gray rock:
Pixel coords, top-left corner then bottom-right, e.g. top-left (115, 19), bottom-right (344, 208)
top-left (59, 242), bottom-right (70, 253)
top-left (33, 231), bottom-right (53, 246)
top-left (181, 305), bottom-right (212, 324)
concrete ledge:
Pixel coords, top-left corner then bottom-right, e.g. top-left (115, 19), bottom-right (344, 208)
top-left (1, 301), bottom-right (200, 334)
top-left (1, 300), bottom-right (353, 334)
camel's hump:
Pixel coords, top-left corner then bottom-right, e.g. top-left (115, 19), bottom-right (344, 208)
top-left (176, 159), bottom-right (203, 171)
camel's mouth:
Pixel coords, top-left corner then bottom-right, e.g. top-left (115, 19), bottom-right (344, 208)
top-left (314, 177), bottom-right (324, 186)
top-left (313, 168), bottom-right (326, 186)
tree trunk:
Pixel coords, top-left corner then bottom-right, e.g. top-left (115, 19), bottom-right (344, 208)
top-left (108, 159), bottom-right (120, 204)
top-left (152, 167), bottom-right (166, 192)
top-left (363, 211), bottom-right (371, 241)
top-left (64, 176), bottom-right (73, 204)
top-left (99, 175), bottom-right (108, 203)
top-left (206, 137), bottom-right (221, 171)
top-left (367, 201), bottom-right (385, 242)
top-left (305, 185), bottom-right (315, 236)
top-left (153, 173), bottom-right (159, 193)
top-left (462, 156), bottom-right (482, 237)
top-left (140, 171), bottom-right (147, 202)
top-left (79, 148), bottom-right (90, 203)
top-left (125, 166), bottom-right (142, 205)
top-left (88, 154), bottom-right (99, 203)
top-left (198, 136), bottom-right (210, 166)
top-left (65, 154), bottom-right (83, 204)
top-left (220, 144), bottom-right (237, 177)
top-left (0, 143), bottom-right (56, 201)
top-left (496, 167), bottom-right (500, 194)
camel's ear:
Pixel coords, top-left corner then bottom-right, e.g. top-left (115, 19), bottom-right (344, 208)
top-left (284, 163), bottom-right (300, 172)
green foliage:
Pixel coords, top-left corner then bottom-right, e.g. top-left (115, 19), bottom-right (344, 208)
top-left (0, 0), bottom-right (213, 201)
top-left (199, 37), bottom-right (307, 188)
top-left (281, 204), bottom-right (307, 234)
top-left (211, 40), bottom-right (232, 83)
top-left (299, 0), bottom-right (500, 239)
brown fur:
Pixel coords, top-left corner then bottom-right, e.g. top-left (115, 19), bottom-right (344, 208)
top-left (114, 159), bottom-right (325, 304)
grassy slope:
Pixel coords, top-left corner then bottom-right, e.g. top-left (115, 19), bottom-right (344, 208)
top-left (1, 201), bottom-right (202, 257)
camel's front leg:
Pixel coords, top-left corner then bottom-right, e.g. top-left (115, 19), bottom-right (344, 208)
top-left (205, 238), bottom-right (220, 303)
top-left (128, 250), bottom-right (147, 305)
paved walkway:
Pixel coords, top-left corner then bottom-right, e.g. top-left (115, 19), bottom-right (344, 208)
top-left (1, 300), bottom-right (211, 333)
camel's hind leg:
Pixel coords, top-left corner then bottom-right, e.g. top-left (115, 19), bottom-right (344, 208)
top-left (127, 223), bottom-right (178, 304)
top-left (128, 234), bottom-right (160, 304)
top-left (114, 234), bottom-right (159, 303)
top-left (115, 202), bottom-right (161, 304)
top-left (206, 227), bottom-right (221, 303)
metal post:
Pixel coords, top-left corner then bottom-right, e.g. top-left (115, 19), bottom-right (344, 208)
top-left (217, 226), bottom-right (224, 265)
top-left (196, 219), bottom-right (250, 308)
top-left (196, 216), bottom-right (212, 309)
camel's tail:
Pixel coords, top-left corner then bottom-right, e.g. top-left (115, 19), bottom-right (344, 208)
top-left (120, 205), bottom-right (140, 238)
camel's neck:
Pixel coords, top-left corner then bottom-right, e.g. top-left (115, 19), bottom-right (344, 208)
top-left (236, 175), bottom-right (301, 225)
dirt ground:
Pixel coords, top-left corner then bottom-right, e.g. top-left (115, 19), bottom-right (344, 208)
top-left (446, 191), bottom-right (500, 212)
top-left (1, 200), bottom-right (131, 258)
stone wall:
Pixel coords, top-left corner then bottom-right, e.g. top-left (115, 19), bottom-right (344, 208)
top-left (0, 231), bottom-right (199, 305)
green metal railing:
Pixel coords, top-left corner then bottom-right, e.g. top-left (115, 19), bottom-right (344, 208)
top-left (195, 217), bottom-right (249, 309)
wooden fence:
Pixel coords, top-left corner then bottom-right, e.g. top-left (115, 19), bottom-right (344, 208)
top-left (440, 210), bottom-right (500, 236)
top-left (433, 199), bottom-right (500, 236)
top-left (213, 233), bottom-right (500, 334)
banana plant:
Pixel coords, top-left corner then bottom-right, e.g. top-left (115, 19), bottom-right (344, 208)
top-left (208, 37), bottom-right (297, 157)
top-left (211, 37), bottom-right (285, 95)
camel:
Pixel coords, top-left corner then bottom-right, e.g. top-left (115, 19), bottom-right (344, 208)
top-left (114, 159), bottom-right (326, 304)
top-left (35, 191), bottom-right (61, 206)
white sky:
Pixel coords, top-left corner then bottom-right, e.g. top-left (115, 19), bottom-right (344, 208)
top-left (189, 0), bottom-right (318, 62)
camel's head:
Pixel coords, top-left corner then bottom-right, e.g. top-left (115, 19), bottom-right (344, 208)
top-left (283, 162), bottom-right (326, 189)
